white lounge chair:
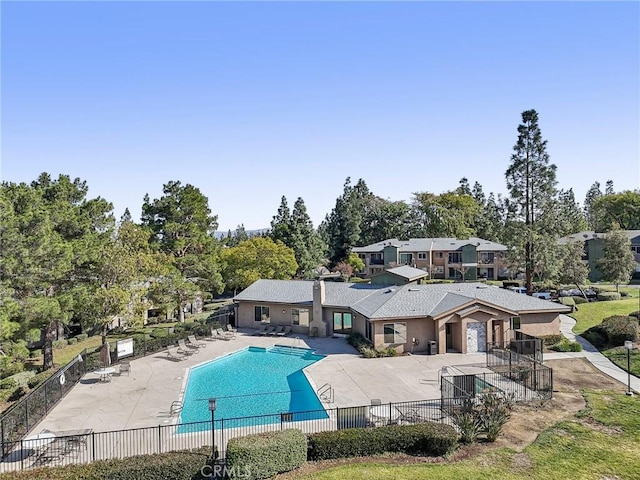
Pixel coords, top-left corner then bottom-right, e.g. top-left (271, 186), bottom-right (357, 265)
top-left (268, 326), bottom-right (285, 336)
top-left (187, 335), bottom-right (206, 348)
top-left (215, 328), bottom-right (233, 340)
top-left (259, 326), bottom-right (277, 336)
top-left (253, 324), bottom-right (269, 336)
top-left (276, 326), bottom-right (292, 337)
top-left (178, 339), bottom-right (197, 353)
top-left (166, 346), bottom-right (187, 361)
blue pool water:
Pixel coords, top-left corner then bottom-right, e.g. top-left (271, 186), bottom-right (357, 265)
top-left (178, 346), bottom-right (327, 432)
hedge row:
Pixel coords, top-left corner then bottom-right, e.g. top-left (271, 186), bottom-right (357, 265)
top-left (597, 292), bottom-right (621, 301)
top-left (0, 448), bottom-right (211, 480)
top-left (226, 429), bottom-right (307, 480)
top-left (307, 422), bottom-right (458, 461)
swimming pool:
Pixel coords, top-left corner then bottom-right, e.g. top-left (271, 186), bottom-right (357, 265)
top-left (178, 346), bottom-right (327, 432)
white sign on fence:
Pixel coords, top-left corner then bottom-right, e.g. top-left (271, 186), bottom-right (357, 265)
top-left (117, 338), bottom-right (134, 359)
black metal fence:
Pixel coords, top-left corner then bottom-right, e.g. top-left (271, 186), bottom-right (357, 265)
top-left (1, 398), bottom-right (449, 473)
top-left (486, 342), bottom-right (542, 370)
top-left (440, 365), bottom-right (553, 415)
top-left (0, 329), bottom-right (222, 455)
top-left (0, 352), bottom-right (89, 456)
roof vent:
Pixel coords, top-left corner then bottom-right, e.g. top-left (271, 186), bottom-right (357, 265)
top-left (385, 288), bottom-right (396, 293)
top-left (408, 288), bottom-right (420, 292)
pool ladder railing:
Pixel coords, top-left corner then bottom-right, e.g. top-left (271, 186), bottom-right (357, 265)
top-left (317, 383), bottom-right (334, 404)
top-left (170, 400), bottom-right (183, 416)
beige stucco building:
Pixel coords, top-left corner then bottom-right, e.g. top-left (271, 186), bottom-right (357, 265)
top-left (352, 237), bottom-right (509, 281)
top-left (233, 280), bottom-right (569, 354)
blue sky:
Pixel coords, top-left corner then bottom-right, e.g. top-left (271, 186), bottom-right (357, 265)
top-left (2, 1), bottom-right (639, 231)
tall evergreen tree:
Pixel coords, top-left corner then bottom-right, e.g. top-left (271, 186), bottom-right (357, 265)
top-left (584, 181), bottom-right (603, 230)
top-left (270, 196), bottom-right (292, 245)
top-left (141, 181), bottom-right (223, 321)
top-left (605, 180), bottom-right (615, 195)
top-left (505, 109), bottom-right (558, 294)
top-left (359, 197), bottom-right (411, 245)
top-left (323, 178), bottom-right (371, 266)
top-left (290, 198), bottom-right (325, 278)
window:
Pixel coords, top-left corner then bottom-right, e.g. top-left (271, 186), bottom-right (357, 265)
top-left (417, 252), bottom-right (428, 260)
top-left (365, 321), bottom-right (373, 342)
top-left (632, 245), bottom-right (640, 254)
top-left (383, 323), bottom-right (407, 344)
top-left (448, 268), bottom-right (462, 279)
top-left (433, 266), bottom-right (444, 274)
top-left (370, 253), bottom-right (383, 265)
top-left (292, 308), bottom-right (309, 326)
top-left (371, 267), bottom-right (383, 274)
top-left (400, 253), bottom-right (413, 264)
top-left (510, 316), bottom-right (521, 330)
top-left (478, 252), bottom-right (495, 264)
top-left (333, 312), bottom-right (352, 334)
top-left (436, 252), bottom-right (444, 259)
top-left (448, 252), bottom-right (462, 263)
top-left (254, 306), bottom-right (270, 323)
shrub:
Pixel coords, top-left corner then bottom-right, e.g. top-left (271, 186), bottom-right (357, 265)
top-left (361, 347), bottom-right (378, 358)
top-left (67, 337), bottom-right (77, 345)
top-left (451, 392), bottom-right (513, 443)
top-left (571, 296), bottom-right (589, 305)
top-left (149, 328), bottom-right (168, 339)
top-left (597, 292), bottom-right (621, 301)
top-left (550, 338), bottom-right (583, 352)
top-left (226, 429), bottom-right (307, 480)
top-left (560, 297), bottom-right (576, 311)
top-left (629, 311), bottom-right (640, 320)
top-left (452, 409), bottom-right (482, 444)
top-left (475, 391), bottom-right (513, 442)
top-left (76, 333), bottom-right (89, 342)
top-left (7, 371), bottom-right (36, 388)
top-left (0, 357), bottom-right (24, 379)
top-left (29, 349), bottom-right (42, 358)
top-left (620, 291), bottom-right (629, 297)
top-left (583, 330), bottom-right (606, 348)
top-left (53, 339), bottom-right (68, 350)
top-left (0, 447), bottom-right (211, 480)
top-left (600, 315), bottom-right (639, 346)
top-left (540, 334), bottom-right (563, 346)
top-left (307, 422), bottom-right (458, 460)
top-left (0, 376), bottom-right (17, 390)
top-left (27, 370), bottom-right (55, 389)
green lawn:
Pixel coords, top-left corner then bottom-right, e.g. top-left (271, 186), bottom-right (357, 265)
top-left (288, 390), bottom-right (640, 480)
top-left (570, 292), bottom-right (639, 334)
top-left (602, 347), bottom-right (640, 378)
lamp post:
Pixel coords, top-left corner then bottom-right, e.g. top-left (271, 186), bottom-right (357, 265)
top-left (208, 398), bottom-right (217, 461)
top-left (624, 341), bottom-right (634, 397)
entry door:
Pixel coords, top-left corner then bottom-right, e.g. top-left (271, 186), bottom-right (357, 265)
top-left (445, 323), bottom-right (453, 350)
top-left (466, 322), bottom-right (487, 353)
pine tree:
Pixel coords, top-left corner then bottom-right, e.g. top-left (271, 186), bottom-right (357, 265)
top-left (290, 198), bottom-right (325, 278)
top-left (584, 181), bottom-right (603, 230)
top-left (270, 196), bottom-right (292, 245)
top-left (505, 109), bottom-right (558, 294)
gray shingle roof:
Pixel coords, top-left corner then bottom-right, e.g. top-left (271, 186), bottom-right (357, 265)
top-left (558, 230), bottom-right (640, 244)
top-left (234, 280), bottom-right (570, 319)
top-left (380, 265), bottom-right (429, 280)
top-left (352, 237), bottom-right (508, 253)
top-left (233, 279), bottom-right (313, 305)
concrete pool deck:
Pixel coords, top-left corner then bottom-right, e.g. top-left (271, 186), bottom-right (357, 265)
top-left (30, 331), bottom-right (487, 435)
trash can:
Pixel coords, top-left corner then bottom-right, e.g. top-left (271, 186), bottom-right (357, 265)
top-left (427, 340), bottom-right (437, 355)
